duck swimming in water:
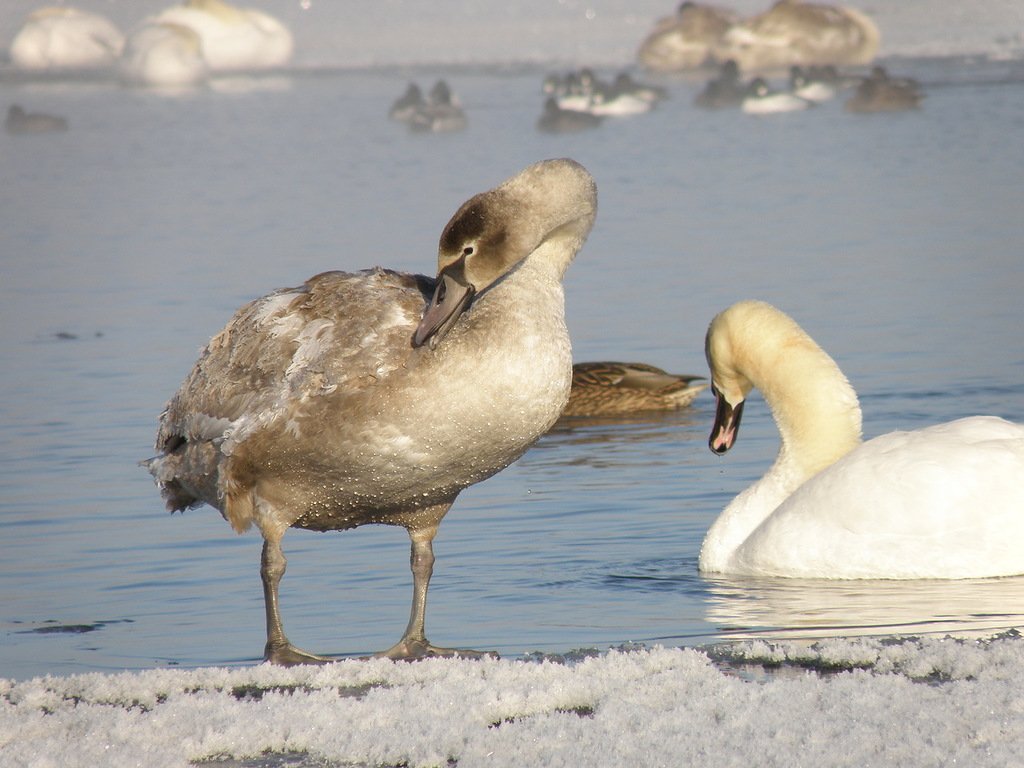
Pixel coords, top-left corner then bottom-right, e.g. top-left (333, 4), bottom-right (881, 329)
top-left (700, 300), bottom-right (1024, 579)
top-left (5, 104), bottom-right (68, 134)
top-left (694, 59), bottom-right (746, 109)
top-left (564, 362), bottom-right (706, 416)
top-left (145, 159), bottom-right (598, 663)
top-left (536, 96), bottom-right (603, 133)
top-left (407, 80), bottom-right (467, 133)
top-left (845, 66), bottom-right (923, 113)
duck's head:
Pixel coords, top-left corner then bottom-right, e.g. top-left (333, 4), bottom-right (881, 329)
top-left (414, 158), bottom-right (597, 349)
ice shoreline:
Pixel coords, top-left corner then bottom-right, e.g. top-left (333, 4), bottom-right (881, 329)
top-left (3, 632), bottom-right (1022, 767)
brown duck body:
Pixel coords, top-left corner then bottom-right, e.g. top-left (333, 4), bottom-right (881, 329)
top-left (563, 362), bottom-right (707, 417)
top-left (845, 67), bottom-right (923, 113)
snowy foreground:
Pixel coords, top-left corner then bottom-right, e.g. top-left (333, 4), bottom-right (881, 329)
top-left (3, 633), bottom-right (1023, 767)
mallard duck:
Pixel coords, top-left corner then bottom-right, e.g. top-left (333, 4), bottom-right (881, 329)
top-left (389, 82), bottom-right (425, 123)
top-left (5, 105), bottom-right (68, 134)
top-left (408, 80), bottom-right (467, 133)
top-left (694, 59), bottom-right (746, 109)
top-left (145, 159), bottom-right (598, 663)
top-left (563, 362), bottom-right (707, 416)
top-left (845, 66), bottom-right (923, 113)
top-left (536, 97), bottom-right (603, 133)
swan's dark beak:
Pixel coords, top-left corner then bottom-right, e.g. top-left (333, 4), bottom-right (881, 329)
top-left (709, 386), bottom-right (744, 454)
top-left (413, 271), bottom-right (475, 349)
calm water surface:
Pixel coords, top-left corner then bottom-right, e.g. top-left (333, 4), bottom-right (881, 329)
top-left (2, 59), bottom-right (1023, 680)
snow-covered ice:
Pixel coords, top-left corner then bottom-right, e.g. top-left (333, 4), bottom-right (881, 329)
top-left (3, 633), bottom-right (1023, 767)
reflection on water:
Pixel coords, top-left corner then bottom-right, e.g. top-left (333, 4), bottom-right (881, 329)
top-left (545, 408), bottom-right (707, 455)
top-left (703, 574), bottom-right (1024, 641)
top-left (599, 557), bottom-right (1024, 642)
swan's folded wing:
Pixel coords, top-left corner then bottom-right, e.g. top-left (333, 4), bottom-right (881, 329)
top-left (155, 268), bottom-right (433, 454)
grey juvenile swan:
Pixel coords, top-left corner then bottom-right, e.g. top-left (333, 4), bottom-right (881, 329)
top-left (145, 159), bottom-right (598, 663)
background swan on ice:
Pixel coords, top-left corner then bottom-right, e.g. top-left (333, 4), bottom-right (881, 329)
top-left (8, 7), bottom-right (124, 70)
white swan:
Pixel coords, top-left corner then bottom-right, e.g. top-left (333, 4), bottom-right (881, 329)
top-left (120, 22), bottom-right (209, 88)
top-left (145, 160), bottom-right (597, 663)
top-left (9, 7), bottom-right (124, 70)
top-left (700, 300), bottom-right (1024, 579)
top-left (155, 0), bottom-right (293, 71)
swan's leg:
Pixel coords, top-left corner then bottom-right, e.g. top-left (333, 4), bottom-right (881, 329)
top-left (378, 519), bottom-right (495, 660)
top-left (261, 537), bottom-right (331, 665)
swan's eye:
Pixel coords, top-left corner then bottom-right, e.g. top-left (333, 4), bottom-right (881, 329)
top-left (462, 246), bottom-right (474, 257)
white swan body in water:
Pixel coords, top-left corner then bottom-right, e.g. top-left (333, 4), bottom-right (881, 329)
top-left (9, 7), bottom-right (124, 70)
top-left (700, 300), bottom-right (1024, 579)
top-left (145, 159), bottom-right (597, 663)
top-left (155, 0), bottom-right (293, 71)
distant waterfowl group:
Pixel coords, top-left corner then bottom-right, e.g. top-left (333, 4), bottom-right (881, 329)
top-left (541, 68), bottom-right (667, 117)
top-left (388, 80), bottom-right (467, 133)
top-left (7, 1), bottom-right (293, 88)
top-left (385, 69), bottom-right (668, 137)
top-left (695, 59), bottom-right (922, 115)
top-left (533, 68), bottom-right (667, 132)
top-left (639, 0), bottom-right (879, 73)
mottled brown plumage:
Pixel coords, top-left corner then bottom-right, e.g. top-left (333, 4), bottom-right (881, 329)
top-left (845, 66), bottom-right (923, 113)
top-left (563, 362), bottom-right (707, 417)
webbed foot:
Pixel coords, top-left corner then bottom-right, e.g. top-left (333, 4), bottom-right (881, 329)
top-left (264, 641), bottom-right (335, 666)
top-left (374, 637), bottom-right (498, 661)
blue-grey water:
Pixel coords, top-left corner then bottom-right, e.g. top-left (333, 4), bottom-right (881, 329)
top-left (2, 55), bottom-right (1024, 681)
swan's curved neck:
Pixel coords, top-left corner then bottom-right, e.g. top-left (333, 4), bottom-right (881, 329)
top-left (753, 335), bottom-right (862, 483)
top-left (700, 315), bottom-right (863, 572)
